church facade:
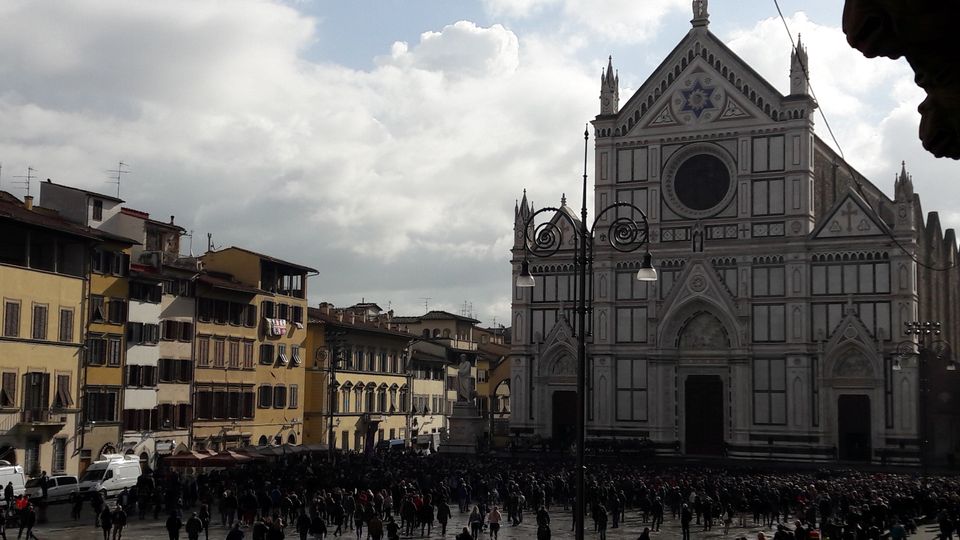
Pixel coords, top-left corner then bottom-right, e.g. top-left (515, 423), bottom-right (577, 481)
top-left (509, 3), bottom-right (960, 464)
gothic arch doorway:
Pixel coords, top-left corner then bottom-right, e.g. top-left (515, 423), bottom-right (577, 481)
top-left (685, 375), bottom-right (724, 455)
top-left (551, 391), bottom-right (576, 449)
top-left (838, 394), bottom-right (871, 461)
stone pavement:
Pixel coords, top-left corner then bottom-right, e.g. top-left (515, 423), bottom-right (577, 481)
top-left (23, 503), bottom-right (944, 539)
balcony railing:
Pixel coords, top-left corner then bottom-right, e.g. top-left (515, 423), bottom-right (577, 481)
top-left (19, 409), bottom-right (65, 425)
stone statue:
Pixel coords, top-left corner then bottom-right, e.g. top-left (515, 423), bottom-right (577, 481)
top-left (693, 0), bottom-right (708, 18)
top-left (456, 353), bottom-right (474, 402)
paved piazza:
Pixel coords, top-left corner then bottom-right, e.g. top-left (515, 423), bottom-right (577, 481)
top-left (20, 503), bottom-right (941, 539)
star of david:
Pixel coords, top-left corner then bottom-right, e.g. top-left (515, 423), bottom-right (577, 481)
top-left (679, 80), bottom-right (716, 118)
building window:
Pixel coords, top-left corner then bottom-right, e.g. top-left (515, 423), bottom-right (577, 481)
top-left (289, 384), bottom-right (298, 409)
top-left (228, 340), bottom-right (240, 369)
top-left (615, 359), bottom-right (648, 421)
top-left (751, 135), bottom-right (785, 172)
top-left (126, 322), bottom-right (160, 345)
top-left (242, 341), bottom-right (254, 369)
top-left (752, 266), bottom-right (785, 297)
top-left (107, 299), bottom-right (126, 324)
top-left (53, 374), bottom-right (73, 408)
top-left (811, 261), bottom-right (890, 295)
top-left (259, 344), bottom-right (274, 365)
top-left (751, 178), bottom-right (785, 216)
top-left (615, 307), bottom-right (647, 343)
top-left (261, 301), bottom-right (275, 319)
top-left (258, 386), bottom-right (273, 408)
top-left (92, 199), bottom-right (103, 221)
top-left (244, 304), bottom-right (257, 327)
top-left (615, 272), bottom-right (649, 300)
top-left (125, 365), bottom-right (157, 387)
top-left (107, 336), bottom-right (122, 366)
top-left (34, 304), bottom-right (52, 340)
top-left (159, 359), bottom-right (193, 383)
top-left (277, 344), bottom-right (288, 366)
top-left (51, 437), bottom-right (66, 474)
top-left (212, 338), bottom-right (225, 368)
top-left (341, 387), bottom-right (351, 412)
top-left (89, 296), bottom-right (105, 323)
top-left (752, 304), bottom-right (785, 342)
top-left (197, 336), bottom-right (210, 367)
top-left (1, 372), bottom-right (16, 407)
top-left (753, 358), bottom-right (786, 425)
top-left (273, 385), bottom-right (287, 408)
top-left (2, 301), bottom-right (19, 338)
top-left (277, 303), bottom-right (289, 321)
top-left (85, 387), bottom-right (119, 422)
top-left (290, 345), bottom-right (301, 367)
top-left (58, 309), bottom-right (74, 343)
top-left (129, 282), bottom-right (162, 303)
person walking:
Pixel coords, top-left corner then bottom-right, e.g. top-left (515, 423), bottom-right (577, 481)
top-left (166, 512), bottom-right (184, 540)
top-left (469, 506), bottom-right (484, 540)
top-left (368, 514), bottom-right (383, 540)
top-left (436, 499), bottom-right (451, 536)
top-left (226, 523), bottom-right (245, 540)
top-left (70, 491), bottom-right (83, 521)
top-left (185, 512), bottom-right (203, 540)
top-left (681, 504), bottom-right (693, 540)
top-left (97, 505), bottom-right (114, 540)
top-left (295, 510), bottom-right (311, 540)
top-left (486, 506), bottom-right (502, 540)
top-left (112, 504), bottom-right (128, 540)
top-left (17, 504), bottom-right (37, 540)
top-left (198, 504), bottom-right (211, 540)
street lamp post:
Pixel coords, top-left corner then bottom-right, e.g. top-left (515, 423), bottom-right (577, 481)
top-left (325, 329), bottom-right (347, 462)
top-left (894, 320), bottom-right (956, 482)
top-left (516, 127), bottom-right (656, 540)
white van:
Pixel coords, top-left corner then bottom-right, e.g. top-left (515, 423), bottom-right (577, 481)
top-left (0, 464), bottom-right (26, 503)
top-left (78, 454), bottom-right (141, 498)
top-left (25, 475), bottom-right (79, 502)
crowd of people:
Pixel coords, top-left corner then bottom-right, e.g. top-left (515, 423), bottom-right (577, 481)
top-left (47, 451), bottom-right (960, 539)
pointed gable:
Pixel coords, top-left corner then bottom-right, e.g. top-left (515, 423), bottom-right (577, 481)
top-left (657, 255), bottom-right (742, 349)
top-left (813, 189), bottom-right (890, 239)
top-left (608, 26), bottom-right (788, 138)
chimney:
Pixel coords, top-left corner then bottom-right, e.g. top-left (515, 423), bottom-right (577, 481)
top-left (24, 196), bottom-right (33, 210)
top-left (170, 215), bottom-right (175, 225)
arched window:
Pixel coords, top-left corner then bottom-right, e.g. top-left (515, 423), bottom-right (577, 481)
top-left (258, 435), bottom-right (269, 446)
top-left (432, 329), bottom-right (441, 338)
top-left (377, 386), bottom-right (387, 412)
top-left (287, 433), bottom-right (297, 445)
top-left (366, 386), bottom-right (375, 412)
top-left (442, 329), bottom-right (451, 338)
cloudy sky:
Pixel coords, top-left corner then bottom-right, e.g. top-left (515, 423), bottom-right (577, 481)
top-left (0, 0), bottom-right (955, 327)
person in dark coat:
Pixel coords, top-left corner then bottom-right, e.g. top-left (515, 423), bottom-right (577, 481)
top-left (185, 512), bottom-right (203, 540)
top-left (98, 506), bottom-right (114, 540)
top-left (112, 504), bottom-right (128, 540)
top-left (226, 523), bottom-right (245, 540)
top-left (18, 504), bottom-right (37, 540)
top-left (165, 512), bottom-right (183, 540)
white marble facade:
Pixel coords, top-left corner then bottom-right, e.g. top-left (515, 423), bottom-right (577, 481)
top-left (509, 3), bottom-right (960, 464)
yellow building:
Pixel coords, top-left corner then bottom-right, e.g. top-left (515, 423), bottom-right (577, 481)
top-left (195, 247), bottom-right (312, 448)
top-left (304, 304), bottom-right (412, 452)
top-left (0, 192), bottom-right (99, 477)
top-left (38, 180), bottom-right (139, 472)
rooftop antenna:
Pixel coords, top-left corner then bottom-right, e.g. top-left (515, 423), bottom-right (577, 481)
top-left (182, 229), bottom-right (194, 257)
top-left (206, 233), bottom-right (215, 253)
top-left (419, 297), bottom-right (431, 312)
top-left (12, 167), bottom-right (35, 198)
top-left (106, 161), bottom-right (130, 198)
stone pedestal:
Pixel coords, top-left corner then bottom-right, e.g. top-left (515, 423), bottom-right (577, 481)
top-left (441, 402), bottom-right (485, 454)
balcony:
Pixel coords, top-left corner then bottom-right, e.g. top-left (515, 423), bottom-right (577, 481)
top-left (19, 409), bottom-right (66, 426)
top-left (362, 413), bottom-right (385, 424)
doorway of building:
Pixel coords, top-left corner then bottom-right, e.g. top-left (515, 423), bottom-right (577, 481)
top-left (552, 390), bottom-right (577, 450)
top-left (838, 394), bottom-right (871, 461)
top-left (685, 375), bottom-right (724, 455)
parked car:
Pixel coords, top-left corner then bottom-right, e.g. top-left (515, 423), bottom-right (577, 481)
top-left (78, 454), bottom-right (141, 499)
top-left (25, 475), bottom-right (78, 502)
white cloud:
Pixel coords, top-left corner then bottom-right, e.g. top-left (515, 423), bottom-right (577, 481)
top-left (0, 0), bottom-right (601, 324)
top-left (482, 0), bottom-right (560, 19)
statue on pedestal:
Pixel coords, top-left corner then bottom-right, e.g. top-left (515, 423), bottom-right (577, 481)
top-left (456, 353), bottom-right (474, 403)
